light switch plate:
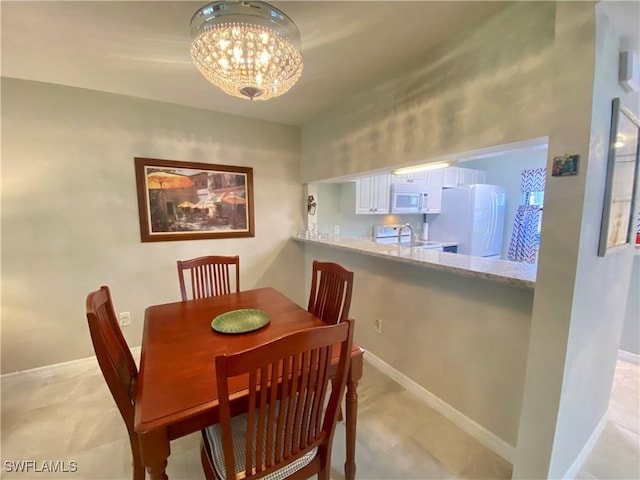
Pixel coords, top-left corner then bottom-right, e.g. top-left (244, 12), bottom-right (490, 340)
top-left (374, 319), bottom-right (382, 334)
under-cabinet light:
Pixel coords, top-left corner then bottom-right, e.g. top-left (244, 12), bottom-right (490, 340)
top-left (392, 161), bottom-right (451, 175)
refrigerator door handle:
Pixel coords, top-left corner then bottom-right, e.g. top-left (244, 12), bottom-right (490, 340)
top-left (488, 190), bottom-right (496, 249)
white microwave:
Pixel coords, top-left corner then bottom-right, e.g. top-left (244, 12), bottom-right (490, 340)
top-left (391, 186), bottom-right (427, 213)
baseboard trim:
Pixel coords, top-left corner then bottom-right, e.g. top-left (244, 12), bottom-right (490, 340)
top-left (363, 350), bottom-right (516, 463)
top-left (561, 412), bottom-right (608, 480)
top-left (1, 346), bottom-right (142, 385)
top-left (618, 349), bottom-right (640, 365)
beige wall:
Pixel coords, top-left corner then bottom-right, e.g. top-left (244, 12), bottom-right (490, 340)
top-left (1, 79), bottom-right (305, 374)
top-left (301, 2), bottom-right (554, 182)
top-left (300, 243), bottom-right (533, 446)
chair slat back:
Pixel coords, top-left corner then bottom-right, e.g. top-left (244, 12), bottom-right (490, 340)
top-left (177, 255), bottom-right (240, 301)
top-left (215, 320), bottom-right (354, 480)
top-left (86, 286), bottom-right (143, 480)
top-left (307, 260), bottom-right (354, 325)
top-left (86, 286), bottom-right (138, 418)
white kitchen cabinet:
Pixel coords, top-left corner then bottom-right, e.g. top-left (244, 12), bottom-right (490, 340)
top-left (461, 168), bottom-right (486, 185)
top-left (442, 167), bottom-right (486, 187)
top-left (443, 167), bottom-right (460, 187)
top-left (390, 171), bottom-right (428, 186)
top-left (355, 174), bottom-right (391, 214)
top-left (459, 168), bottom-right (476, 186)
top-left (421, 169), bottom-right (444, 213)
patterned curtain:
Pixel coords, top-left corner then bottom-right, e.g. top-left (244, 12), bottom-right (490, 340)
top-left (520, 168), bottom-right (546, 192)
top-left (508, 206), bottom-right (542, 262)
top-left (508, 168), bottom-right (546, 263)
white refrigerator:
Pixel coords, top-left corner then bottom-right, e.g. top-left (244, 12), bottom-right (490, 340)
top-left (429, 184), bottom-right (506, 257)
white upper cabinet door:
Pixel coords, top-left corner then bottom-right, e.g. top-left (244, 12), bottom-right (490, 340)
top-left (443, 167), bottom-right (461, 187)
top-left (355, 174), bottom-right (391, 214)
top-left (390, 171), bottom-right (427, 185)
top-left (408, 171), bottom-right (428, 185)
top-left (372, 174), bottom-right (391, 214)
top-left (442, 167), bottom-right (486, 187)
top-left (390, 173), bottom-right (411, 185)
top-left (355, 176), bottom-right (375, 214)
top-left (424, 169), bottom-right (444, 213)
top-left (459, 168), bottom-right (477, 186)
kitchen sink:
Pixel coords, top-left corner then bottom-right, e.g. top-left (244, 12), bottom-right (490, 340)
top-left (398, 240), bottom-right (444, 249)
top-left (374, 225), bottom-right (457, 252)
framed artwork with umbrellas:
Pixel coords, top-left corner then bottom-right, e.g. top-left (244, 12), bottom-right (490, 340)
top-left (134, 157), bottom-right (255, 242)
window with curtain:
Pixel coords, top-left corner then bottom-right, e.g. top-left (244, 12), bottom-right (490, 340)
top-left (508, 168), bottom-right (546, 263)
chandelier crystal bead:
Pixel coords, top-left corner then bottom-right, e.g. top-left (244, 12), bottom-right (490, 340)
top-left (190, 1), bottom-right (303, 101)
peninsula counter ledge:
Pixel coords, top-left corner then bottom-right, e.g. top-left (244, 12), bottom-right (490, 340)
top-left (292, 236), bottom-right (536, 289)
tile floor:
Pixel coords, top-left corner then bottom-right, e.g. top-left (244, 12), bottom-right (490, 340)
top-left (1, 357), bottom-right (638, 479)
top-left (576, 359), bottom-right (640, 480)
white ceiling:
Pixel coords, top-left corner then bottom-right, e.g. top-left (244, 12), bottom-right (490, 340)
top-left (1, 1), bottom-right (510, 126)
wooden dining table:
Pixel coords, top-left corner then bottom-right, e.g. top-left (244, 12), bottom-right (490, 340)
top-left (134, 287), bottom-right (363, 480)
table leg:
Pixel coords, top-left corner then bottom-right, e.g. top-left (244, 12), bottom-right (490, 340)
top-left (344, 376), bottom-right (358, 480)
top-left (139, 429), bottom-right (170, 480)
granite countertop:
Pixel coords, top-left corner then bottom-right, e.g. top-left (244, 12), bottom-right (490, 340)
top-left (292, 235), bottom-right (536, 289)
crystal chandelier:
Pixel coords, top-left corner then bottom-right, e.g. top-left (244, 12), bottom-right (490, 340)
top-left (190, 1), bottom-right (303, 101)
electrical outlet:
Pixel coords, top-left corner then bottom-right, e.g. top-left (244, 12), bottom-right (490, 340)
top-left (334, 225), bottom-right (340, 235)
top-left (374, 318), bottom-right (383, 334)
top-left (118, 312), bottom-right (131, 327)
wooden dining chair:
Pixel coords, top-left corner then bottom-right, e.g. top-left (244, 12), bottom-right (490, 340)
top-left (177, 255), bottom-right (240, 301)
top-left (200, 319), bottom-right (354, 480)
top-left (307, 260), bottom-right (354, 325)
top-left (85, 286), bottom-right (143, 480)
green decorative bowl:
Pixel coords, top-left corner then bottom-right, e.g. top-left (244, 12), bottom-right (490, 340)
top-left (211, 309), bottom-right (271, 334)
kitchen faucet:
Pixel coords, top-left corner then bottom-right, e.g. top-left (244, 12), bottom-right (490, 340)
top-left (398, 223), bottom-right (414, 245)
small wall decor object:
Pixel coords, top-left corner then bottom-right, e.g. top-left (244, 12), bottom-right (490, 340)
top-left (551, 154), bottom-right (579, 177)
top-left (134, 157), bottom-right (255, 242)
top-left (307, 195), bottom-right (317, 215)
top-left (598, 98), bottom-right (640, 256)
